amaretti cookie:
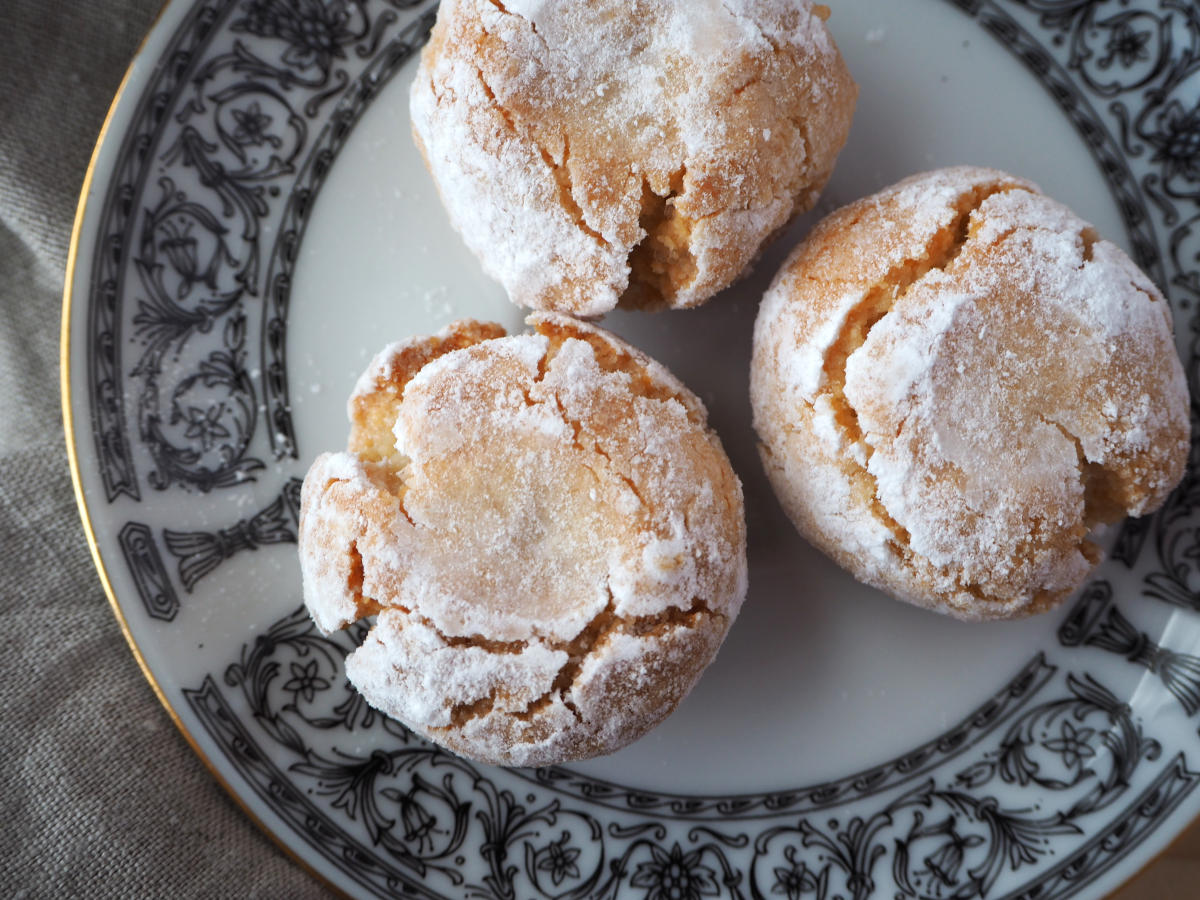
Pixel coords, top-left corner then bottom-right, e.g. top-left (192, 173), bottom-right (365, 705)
top-left (299, 316), bottom-right (747, 766)
top-left (751, 166), bottom-right (1189, 620)
top-left (410, 0), bottom-right (856, 316)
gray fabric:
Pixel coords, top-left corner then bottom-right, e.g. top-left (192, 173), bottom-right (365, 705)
top-left (0, 2), bottom-right (327, 896)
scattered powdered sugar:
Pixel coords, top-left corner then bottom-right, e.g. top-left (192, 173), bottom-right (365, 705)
top-left (845, 280), bottom-right (969, 414)
top-left (394, 332), bottom-right (552, 460)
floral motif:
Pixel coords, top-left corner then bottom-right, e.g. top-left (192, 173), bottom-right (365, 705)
top-left (530, 833), bottom-right (581, 887)
top-left (380, 777), bottom-right (451, 855)
top-left (138, 185), bottom-right (239, 308)
top-left (182, 402), bottom-right (232, 451)
top-left (893, 813), bottom-right (988, 898)
top-left (282, 659), bottom-right (330, 703)
top-left (135, 309), bottom-right (263, 492)
top-left (229, 101), bottom-right (275, 146)
top-left (234, 0), bottom-right (368, 71)
top-left (771, 850), bottom-right (824, 899)
top-left (1147, 100), bottom-right (1200, 184)
top-left (1101, 20), bottom-right (1152, 69)
top-left (1042, 720), bottom-right (1097, 771)
top-left (630, 843), bottom-right (721, 900)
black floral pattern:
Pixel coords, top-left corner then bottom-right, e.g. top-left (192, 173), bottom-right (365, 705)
top-left (88, 0), bottom-right (435, 500)
top-left (1042, 720), bottom-right (1097, 771)
top-left (181, 607), bottom-right (1196, 900)
top-left (529, 833), bottom-right (582, 888)
top-left (229, 101), bottom-right (275, 146)
top-left (282, 659), bottom-right (330, 703)
top-left (233, 0), bottom-right (369, 71)
top-left (630, 844), bottom-right (721, 900)
top-left (893, 811), bottom-right (987, 898)
top-left (1148, 100), bottom-right (1200, 186)
top-left (1101, 20), bottom-right (1153, 69)
top-left (771, 852), bottom-right (824, 900)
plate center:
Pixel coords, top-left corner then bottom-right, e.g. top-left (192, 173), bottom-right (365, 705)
top-left (288, 0), bottom-right (1128, 793)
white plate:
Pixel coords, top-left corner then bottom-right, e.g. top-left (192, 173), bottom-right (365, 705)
top-left (64, 1), bottom-right (1200, 897)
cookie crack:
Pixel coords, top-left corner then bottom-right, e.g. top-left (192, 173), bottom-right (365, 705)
top-left (425, 593), bottom-right (723, 730)
top-left (532, 341), bottom-right (653, 509)
top-left (426, 599), bottom-right (616, 731)
top-left (1040, 416), bottom-right (1128, 529)
top-left (345, 540), bottom-right (383, 620)
top-left (550, 134), bottom-right (607, 245)
top-left (481, 0), bottom-right (554, 53)
top-left (470, 63), bottom-right (515, 130)
top-left (446, 694), bottom-right (497, 728)
top-left (532, 316), bottom-right (707, 427)
top-left (528, 323), bottom-right (706, 513)
top-left (543, 380), bottom-right (647, 508)
top-left (820, 183), bottom-right (1020, 554)
top-left (524, 593), bottom-right (722, 726)
top-left (553, 392), bottom-right (587, 452)
top-left (966, 218), bottom-right (1098, 268)
top-left (471, 64), bottom-right (608, 248)
top-left (359, 461), bottom-right (416, 527)
top-left (732, 72), bottom-right (765, 98)
top-left (621, 170), bottom-right (697, 309)
top-left (1080, 226), bottom-right (1098, 263)
top-left (428, 620), bottom-right (530, 655)
top-left (535, 593), bottom-right (617, 723)
top-left (786, 114), bottom-right (816, 186)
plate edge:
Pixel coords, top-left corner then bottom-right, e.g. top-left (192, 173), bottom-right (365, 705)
top-left (57, 3), bottom-right (354, 897)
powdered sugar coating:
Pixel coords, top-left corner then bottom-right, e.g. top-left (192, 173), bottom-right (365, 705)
top-left (299, 315), bottom-right (746, 765)
top-left (751, 166), bottom-right (1189, 620)
top-left (410, 0), bottom-right (856, 315)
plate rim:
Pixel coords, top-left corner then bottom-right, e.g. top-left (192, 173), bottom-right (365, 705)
top-left (58, 2), bottom-right (358, 895)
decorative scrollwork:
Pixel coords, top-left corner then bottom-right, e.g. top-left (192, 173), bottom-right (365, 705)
top-left (89, 0), bottom-right (435, 496)
top-left (118, 520), bottom-right (180, 621)
top-left (185, 605), bottom-right (1189, 899)
top-left (163, 476), bottom-right (302, 590)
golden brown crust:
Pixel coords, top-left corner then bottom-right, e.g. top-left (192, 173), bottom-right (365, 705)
top-left (299, 315), bottom-right (747, 765)
top-left (751, 166), bottom-right (1190, 620)
top-left (410, 0), bottom-right (856, 315)
top-left (348, 319), bottom-right (506, 463)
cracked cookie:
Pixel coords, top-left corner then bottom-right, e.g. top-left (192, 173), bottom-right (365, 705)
top-left (299, 315), bottom-right (747, 765)
top-left (409, 0), bottom-right (856, 316)
top-left (751, 166), bottom-right (1189, 620)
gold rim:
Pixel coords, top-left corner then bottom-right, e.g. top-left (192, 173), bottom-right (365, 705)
top-left (59, 4), bottom-right (349, 896)
top-left (56, 3), bottom-right (1198, 898)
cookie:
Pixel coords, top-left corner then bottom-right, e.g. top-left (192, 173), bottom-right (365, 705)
top-left (751, 166), bottom-right (1189, 620)
top-left (410, 0), bottom-right (856, 316)
top-left (299, 315), bottom-right (747, 765)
